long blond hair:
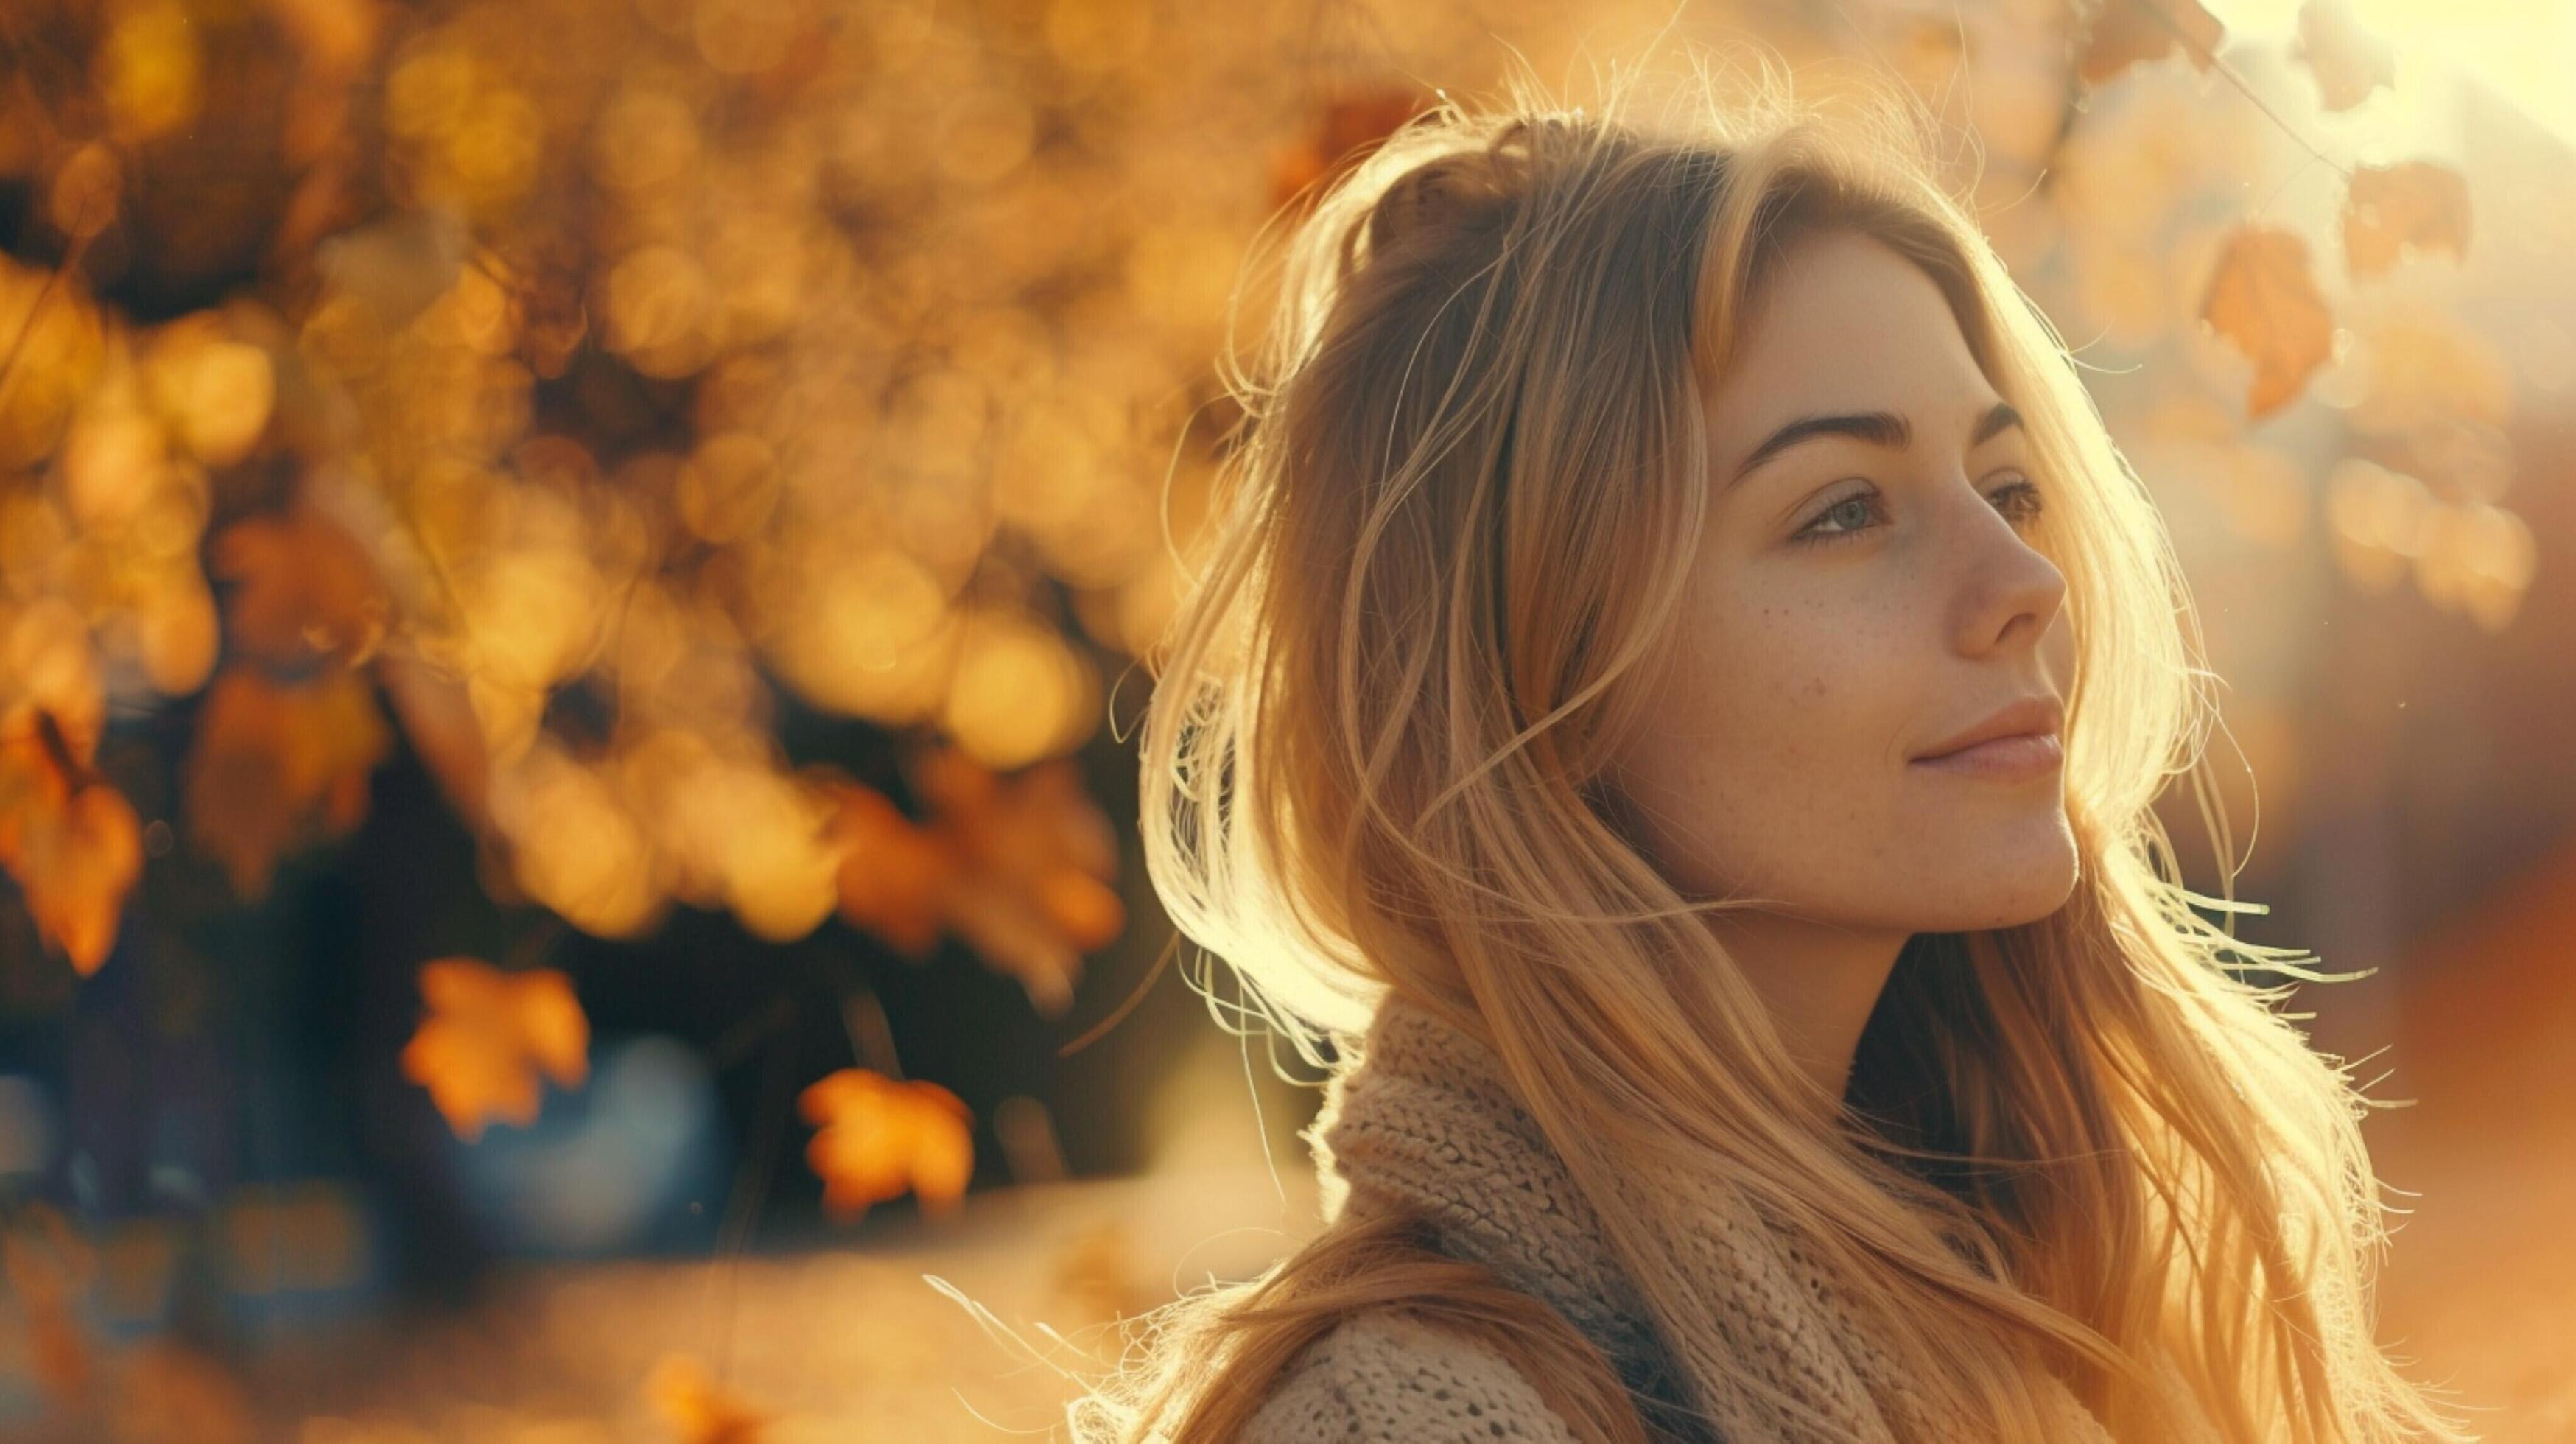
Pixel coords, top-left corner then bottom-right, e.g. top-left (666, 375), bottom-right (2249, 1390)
top-left (1074, 51), bottom-right (2474, 1444)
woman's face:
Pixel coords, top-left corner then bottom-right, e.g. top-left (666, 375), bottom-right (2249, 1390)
top-left (1605, 228), bottom-right (2079, 937)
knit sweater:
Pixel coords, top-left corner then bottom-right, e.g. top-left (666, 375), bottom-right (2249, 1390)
top-left (1238, 993), bottom-right (2224, 1443)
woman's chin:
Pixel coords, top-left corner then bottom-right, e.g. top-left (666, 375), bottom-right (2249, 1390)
top-left (1909, 836), bottom-right (2080, 930)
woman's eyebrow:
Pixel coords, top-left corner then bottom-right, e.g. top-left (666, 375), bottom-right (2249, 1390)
top-left (1727, 399), bottom-right (2023, 491)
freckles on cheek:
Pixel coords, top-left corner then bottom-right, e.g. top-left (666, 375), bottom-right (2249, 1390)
top-left (1769, 676), bottom-right (1831, 768)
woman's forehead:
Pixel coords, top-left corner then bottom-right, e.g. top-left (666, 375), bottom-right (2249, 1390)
top-left (1705, 251), bottom-right (2001, 474)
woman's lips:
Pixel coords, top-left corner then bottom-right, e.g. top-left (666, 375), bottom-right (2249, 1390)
top-left (1909, 732), bottom-right (2063, 779)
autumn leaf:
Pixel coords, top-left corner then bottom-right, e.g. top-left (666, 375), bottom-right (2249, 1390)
top-left (798, 1066), bottom-right (973, 1224)
top-left (2343, 161), bottom-right (2471, 279)
top-left (818, 744), bottom-right (1125, 1016)
top-left (2295, 0), bottom-right (2395, 112)
top-left (645, 1353), bottom-right (768, 1444)
top-left (208, 502), bottom-right (392, 667)
top-left (0, 713), bottom-right (143, 976)
top-left (823, 779), bottom-right (953, 956)
top-left (2074, 0), bottom-right (2226, 88)
top-left (1271, 89), bottom-right (1435, 213)
top-left (7, 768), bottom-right (144, 977)
top-left (913, 746), bottom-right (1124, 1016)
top-left (2200, 225), bottom-right (2337, 421)
top-left (183, 665), bottom-right (392, 901)
top-left (399, 956), bottom-right (589, 1140)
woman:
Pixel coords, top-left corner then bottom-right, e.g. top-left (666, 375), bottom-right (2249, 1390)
top-left (1063, 55), bottom-right (2474, 1444)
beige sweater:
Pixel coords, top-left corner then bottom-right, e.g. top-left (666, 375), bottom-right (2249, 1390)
top-left (1243, 1305), bottom-right (1585, 1441)
top-left (1235, 993), bottom-right (2222, 1443)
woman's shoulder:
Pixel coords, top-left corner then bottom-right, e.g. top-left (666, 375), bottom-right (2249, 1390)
top-left (1240, 1308), bottom-right (1582, 1443)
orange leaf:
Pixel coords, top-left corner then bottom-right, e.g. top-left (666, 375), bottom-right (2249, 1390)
top-left (207, 503), bottom-right (392, 667)
top-left (0, 718), bottom-right (141, 976)
top-left (399, 957), bottom-right (589, 1140)
top-left (824, 780), bottom-right (954, 956)
top-left (183, 665), bottom-right (392, 901)
top-left (916, 747), bottom-right (1124, 1016)
top-left (14, 779), bottom-right (143, 977)
top-left (1033, 863), bottom-right (1126, 950)
top-left (946, 874), bottom-right (1090, 1019)
top-left (821, 746), bottom-right (1126, 1014)
top-left (2295, 0), bottom-right (2394, 112)
top-left (645, 1353), bottom-right (768, 1444)
top-left (0, 726), bottom-right (49, 862)
top-left (2200, 225), bottom-right (2337, 421)
top-left (2076, 0), bottom-right (2226, 88)
top-left (798, 1067), bottom-right (973, 1224)
top-left (2343, 161), bottom-right (2471, 279)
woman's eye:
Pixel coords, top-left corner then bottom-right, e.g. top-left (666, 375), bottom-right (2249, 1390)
top-left (1789, 474), bottom-right (2043, 549)
top-left (1791, 490), bottom-right (1882, 547)
top-left (1990, 477), bottom-right (2044, 528)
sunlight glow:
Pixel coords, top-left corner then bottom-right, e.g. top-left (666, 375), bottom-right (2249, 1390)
top-left (2211, 0), bottom-right (2576, 144)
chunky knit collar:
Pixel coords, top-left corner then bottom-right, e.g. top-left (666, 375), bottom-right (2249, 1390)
top-left (1301, 991), bottom-right (2161, 1443)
